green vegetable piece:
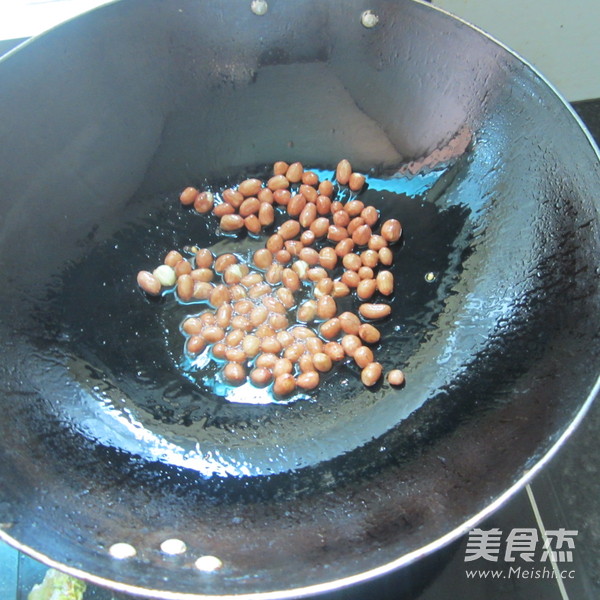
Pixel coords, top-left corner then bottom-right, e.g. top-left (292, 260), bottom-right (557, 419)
top-left (28, 568), bottom-right (86, 600)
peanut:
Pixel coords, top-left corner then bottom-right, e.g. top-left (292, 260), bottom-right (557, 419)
top-left (278, 219), bottom-right (301, 240)
top-left (345, 200), bottom-right (365, 217)
top-left (339, 311), bottom-right (361, 335)
top-left (224, 263), bottom-right (249, 285)
top-left (361, 249), bottom-right (380, 268)
top-left (153, 265), bottom-right (176, 286)
top-left (202, 326), bottom-right (225, 343)
top-left (313, 352), bottom-right (333, 372)
top-left (275, 250), bottom-right (292, 264)
top-left (266, 233), bottom-right (284, 253)
top-left (244, 215), bottom-right (261, 234)
top-left (265, 264), bottom-right (283, 285)
top-left (137, 271), bottom-right (161, 296)
top-left (327, 225), bottom-right (349, 243)
top-left (267, 174), bottom-right (290, 191)
top-left (341, 334), bottom-right (362, 357)
top-left (222, 188), bottom-right (244, 208)
top-left (276, 287), bottom-right (295, 309)
top-left (226, 328), bottom-right (245, 347)
top-left (212, 202), bottom-right (235, 217)
top-left (347, 216), bottom-right (365, 236)
top-left (177, 274), bottom-right (194, 301)
top-left (242, 334), bottom-right (261, 358)
top-left (376, 270), bottom-right (394, 296)
top-left (253, 248), bottom-right (273, 270)
top-left (292, 260), bottom-right (309, 281)
top-left (258, 188), bottom-right (274, 204)
top-left (195, 248), bottom-right (214, 268)
top-left (298, 169), bottom-right (317, 185)
top-left (273, 357), bottom-right (293, 377)
top-left (381, 219), bottom-right (402, 242)
top-left (334, 238), bottom-right (355, 257)
top-left (352, 224), bottom-right (372, 246)
top-left (305, 336), bottom-right (324, 354)
top-left (299, 203), bottom-right (317, 228)
top-left (187, 335), bottom-right (206, 354)
top-left (317, 295), bottom-right (337, 320)
top-left (341, 270), bottom-right (360, 288)
top-left (214, 253), bottom-right (238, 273)
top-left (332, 281), bottom-right (351, 297)
top-left (342, 253), bottom-right (362, 271)
top-left (165, 250), bottom-right (184, 267)
top-left (361, 362), bottom-right (382, 386)
top-left (182, 317), bottom-right (203, 335)
top-left (238, 178), bottom-right (262, 197)
top-left (193, 281), bottom-right (213, 300)
top-left (287, 193), bottom-right (307, 216)
top-left (358, 303), bottom-right (391, 320)
top-left (307, 267), bottom-right (328, 281)
top-left (251, 367), bottom-right (273, 386)
top-left (333, 210), bottom-right (350, 228)
top-left (180, 186), bottom-right (199, 206)
top-left (316, 195), bottom-right (332, 215)
top-left (224, 362), bottom-right (246, 384)
top-left (357, 278), bottom-right (377, 300)
top-left (387, 369), bottom-right (405, 386)
top-left (298, 353), bottom-right (315, 373)
top-left (319, 247), bottom-right (337, 270)
top-left (297, 300), bottom-right (318, 323)
top-left (358, 323), bottom-right (381, 343)
top-left (215, 303), bottom-right (233, 327)
top-left (225, 347), bottom-right (247, 363)
top-left (300, 229), bottom-right (316, 246)
top-left (212, 342), bottom-right (227, 359)
top-left (299, 184), bottom-right (317, 203)
top-left (353, 345), bottom-right (374, 368)
top-left (239, 196), bottom-right (260, 217)
top-left (273, 373), bottom-right (296, 396)
top-left (319, 318), bottom-right (341, 339)
top-left (286, 162), bottom-right (303, 183)
top-left (349, 172), bottom-right (366, 192)
top-left (323, 341), bottom-right (345, 361)
top-left (261, 336), bottom-right (283, 354)
top-left (194, 191), bottom-right (215, 213)
top-left (310, 217), bottom-right (330, 238)
top-left (361, 205), bottom-right (378, 226)
top-left (379, 247), bottom-right (393, 266)
top-left (273, 160), bottom-right (288, 175)
top-left (299, 247), bottom-right (320, 266)
top-left (174, 260), bottom-right (192, 277)
top-left (256, 353), bottom-right (278, 369)
top-left (368, 235), bottom-right (387, 251)
top-left (318, 180), bottom-right (334, 196)
top-left (336, 159), bottom-right (352, 185)
top-left (273, 189), bottom-right (291, 206)
top-left (297, 371), bottom-right (320, 390)
top-left (258, 202), bottom-right (275, 226)
top-left (250, 305), bottom-right (269, 327)
top-left (358, 266), bottom-right (374, 280)
top-left (209, 284), bottom-right (231, 307)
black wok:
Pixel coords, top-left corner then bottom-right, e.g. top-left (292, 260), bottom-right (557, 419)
top-left (0, 0), bottom-right (599, 597)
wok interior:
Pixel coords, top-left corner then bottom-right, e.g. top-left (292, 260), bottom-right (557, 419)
top-left (0, 0), bottom-right (599, 596)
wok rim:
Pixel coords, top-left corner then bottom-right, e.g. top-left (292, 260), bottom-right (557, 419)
top-left (2, 373), bottom-right (598, 600)
top-left (1, 0), bottom-right (600, 598)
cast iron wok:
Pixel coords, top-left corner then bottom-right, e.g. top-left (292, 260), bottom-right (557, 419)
top-left (0, 0), bottom-right (599, 597)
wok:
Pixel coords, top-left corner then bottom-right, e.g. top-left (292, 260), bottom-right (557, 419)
top-left (0, 0), bottom-right (599, 597)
